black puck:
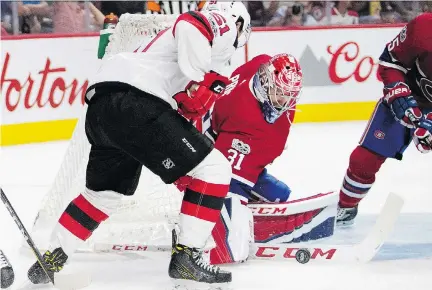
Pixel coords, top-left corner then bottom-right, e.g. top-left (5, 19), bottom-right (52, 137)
top-left (295, 248), bottom-right (311, 264)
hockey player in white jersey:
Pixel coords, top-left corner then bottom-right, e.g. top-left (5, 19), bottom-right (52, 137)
top-left (27, 1), bottom-right (251, 286)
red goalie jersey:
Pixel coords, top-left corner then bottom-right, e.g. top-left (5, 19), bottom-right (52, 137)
top-left (198, 54), bottom-right (296, 198)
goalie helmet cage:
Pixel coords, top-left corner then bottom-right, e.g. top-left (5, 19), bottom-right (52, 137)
top-left (31, 14), bottom-right (185, 251)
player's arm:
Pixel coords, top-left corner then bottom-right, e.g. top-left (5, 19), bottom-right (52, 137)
top-left (378, 15), bottom-right (432, 128)
top-left (172, 11), bottom-right (214, 82)
top-left (172, 12), bottom-right (230, 119)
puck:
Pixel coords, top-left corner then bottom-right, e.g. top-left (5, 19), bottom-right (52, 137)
top-left (295, 248), bottom-right (311, 264)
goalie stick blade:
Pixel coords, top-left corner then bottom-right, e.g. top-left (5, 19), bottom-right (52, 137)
top-left (249, 192), bottom-right (404, 263)
top-left (353, 192), bottom-right (404, 262)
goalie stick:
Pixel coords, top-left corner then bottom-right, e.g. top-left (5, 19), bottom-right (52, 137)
top-left (92, 192), bottom-right (403, 263)
top-left (0, 187), bottom-right (91, 289)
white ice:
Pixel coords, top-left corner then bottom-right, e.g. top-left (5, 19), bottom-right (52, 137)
top-left (1, 121), bottom-right (432, 290)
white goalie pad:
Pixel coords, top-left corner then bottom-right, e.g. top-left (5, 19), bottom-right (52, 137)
top-left (210, 194), bottom-right (254, 264)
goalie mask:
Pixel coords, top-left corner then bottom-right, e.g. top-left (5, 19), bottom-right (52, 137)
top-left (253, 54), bottom-right (303, 124)
top-left (203, 1), bottom-right (251, 48)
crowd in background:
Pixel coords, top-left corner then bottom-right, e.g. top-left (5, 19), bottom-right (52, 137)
top-left (1, 1), bottom-right (431, 35)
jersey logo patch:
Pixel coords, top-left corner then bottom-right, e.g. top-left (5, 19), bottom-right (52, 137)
top-left (232, 139), bottom-right (251, 155)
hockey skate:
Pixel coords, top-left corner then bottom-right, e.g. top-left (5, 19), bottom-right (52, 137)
top-left (1, 250), bottom-right (14, 289)
top-left (27, 247), bottom-right (68, 284)
top-left (169, 230), bottom-right (231, 288)
top-left (336, 205), bottom-right (358, 226)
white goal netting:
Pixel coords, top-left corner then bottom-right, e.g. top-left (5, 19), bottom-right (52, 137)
top-left (31, 14), bottom-right (184, 252)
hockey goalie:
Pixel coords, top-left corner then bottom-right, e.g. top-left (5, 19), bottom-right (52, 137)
top-left (174, 53), bottom-right (338, 265)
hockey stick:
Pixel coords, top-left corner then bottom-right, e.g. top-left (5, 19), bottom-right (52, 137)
top-left (0, 188), bottom-right (91, 289)
top-left (92, 192), bottom-right (403, 264)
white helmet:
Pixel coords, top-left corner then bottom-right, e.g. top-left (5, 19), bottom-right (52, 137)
top-left (203, 1), bottom-right (251, 47)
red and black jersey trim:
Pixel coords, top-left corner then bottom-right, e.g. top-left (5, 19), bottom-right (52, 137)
top-left (183, 189), bottom-right (225, 210)
top-left (172, 11), bottom-right (214, 45)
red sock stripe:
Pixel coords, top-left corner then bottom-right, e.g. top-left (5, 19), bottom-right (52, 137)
top-left (73, 194), bottom-right (109, 223)
top-left (58, 212), bottom-right (92, 241)
top-left (181, 200), bottom-right (221, 222)
top-left (188, 179), bottom-right (229, 198)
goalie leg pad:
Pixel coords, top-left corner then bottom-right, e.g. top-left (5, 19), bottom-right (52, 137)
top-left (339, 146), bottom-right (386, 208)
top-left (210, 194), bottom-right (253, 264)
top-left (249, 192), bottom-right (338, 243)
top-left (51, 188), bottom-right (122, 256)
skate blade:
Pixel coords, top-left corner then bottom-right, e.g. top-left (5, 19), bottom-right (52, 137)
top-left (170, 278), bottom-right (231, 290)
top-left (336, 220), bottom-right (355, 228)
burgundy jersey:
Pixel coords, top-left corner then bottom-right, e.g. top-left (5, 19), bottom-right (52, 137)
top-left (378, 13), bottom-right (432, 108)
top-left (206, 54), bottom-right (294, 187)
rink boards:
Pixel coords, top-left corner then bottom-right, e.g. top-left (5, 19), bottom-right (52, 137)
top-left (1, 24), bottom-right (404, 145)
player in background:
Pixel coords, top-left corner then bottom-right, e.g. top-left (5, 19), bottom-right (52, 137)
top-left (27, 2), bottom-right (251, 286)
top-left (175, 53), bottom-right (304, 264)
top-left (1, 250), bottom-right (14, 289)
top-left (337, 13), bottom-right (432, 226)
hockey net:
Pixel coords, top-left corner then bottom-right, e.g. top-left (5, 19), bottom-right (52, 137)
top-left (31, 14), bottom-right (184, 252)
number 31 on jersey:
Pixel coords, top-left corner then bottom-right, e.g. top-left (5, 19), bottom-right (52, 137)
top-left (227, 138), bottom-right (250, 170)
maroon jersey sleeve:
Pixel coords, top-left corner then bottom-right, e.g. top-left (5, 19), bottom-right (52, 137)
top-left (378, 13), bottom-right (432, 85)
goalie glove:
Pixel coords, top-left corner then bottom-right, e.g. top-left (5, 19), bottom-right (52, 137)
top-left (382, 82), bottom-right (422, 128)
top-left (413, 112), bottom-right (432, 154)
top-left (174, 72), bottom-right (229, 119)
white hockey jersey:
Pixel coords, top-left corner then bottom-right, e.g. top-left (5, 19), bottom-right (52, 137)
top-left (87, 10), bottom-right (238, 109)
